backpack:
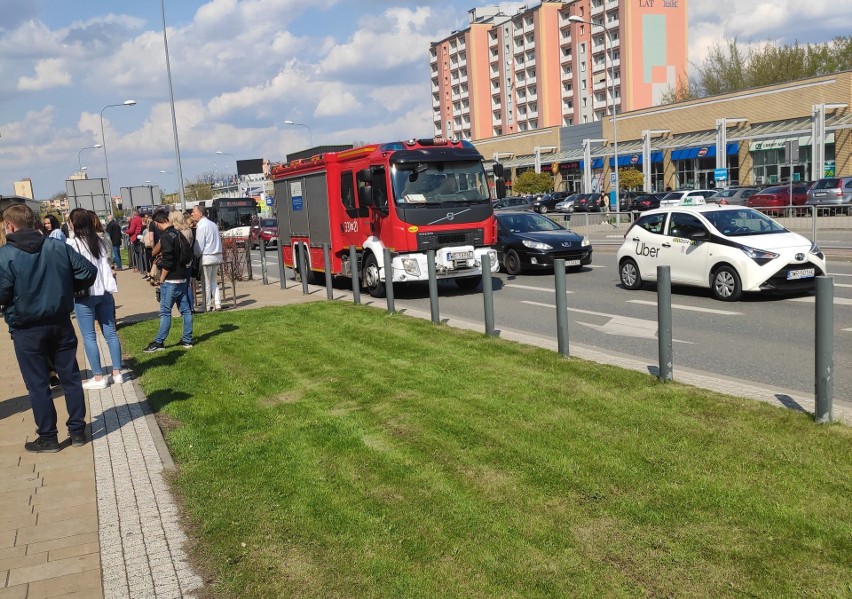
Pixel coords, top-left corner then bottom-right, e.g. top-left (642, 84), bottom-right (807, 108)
top-left (174, 230), bottom-right (194, 267)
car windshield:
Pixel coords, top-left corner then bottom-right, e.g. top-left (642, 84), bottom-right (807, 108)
top-left (661, 192), bottom-right (684, 201)
top-left (390, 160), bottom-right (490, 206)
top-left (260, 219), bottom-right (276, 227)
top-left (704, 208), bottom-right (787, 236)
top-left (497, 212), bottom-right (564, 233)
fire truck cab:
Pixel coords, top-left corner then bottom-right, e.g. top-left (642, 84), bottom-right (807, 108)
top-left (270, 138), bottom-right (499, 297)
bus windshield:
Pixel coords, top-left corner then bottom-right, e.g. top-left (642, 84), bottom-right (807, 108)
top-left (390, 160), bottom-right (490, 206)
top-left (217, 207), bottom-right (256, 230)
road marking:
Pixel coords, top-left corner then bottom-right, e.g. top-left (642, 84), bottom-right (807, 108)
top-left (828, 273), bottom-right (852, 278)
top-left (844, 328), bottom-right (852, 332)
top-left (787, 296), bottom-right (852, 306)
top-left (587, 264), bottom-right (607, 268)
top-left (605, 235), bottom-right (625, 238)
top-left (833, 283), bottom-right (852, 288)
top-left (506, 284), bottom-right (574, 293)
top-left (626, 300), bottom-right (742, 316)
top-left (520, 301), bottom-right (692, 343)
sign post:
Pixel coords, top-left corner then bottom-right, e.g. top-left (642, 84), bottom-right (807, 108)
top-left (713, 167), bottom-right (728, 188)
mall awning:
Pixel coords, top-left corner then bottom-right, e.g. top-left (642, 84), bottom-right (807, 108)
top-left (671, 142), bottom-right (739, 161)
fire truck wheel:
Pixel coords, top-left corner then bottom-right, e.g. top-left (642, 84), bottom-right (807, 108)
top-left (363, 253), bottom-right (386, 298)
top-left (505, 249), bottom-right (523, 275)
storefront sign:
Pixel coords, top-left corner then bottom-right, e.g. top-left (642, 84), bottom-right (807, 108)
top-left (697, 146), bottom-right (709, 158)
top-left (824, 161), bottom-right (836, 177)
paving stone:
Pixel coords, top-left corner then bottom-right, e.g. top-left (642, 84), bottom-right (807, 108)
top-left (15, 516), bottom-right (98, 546)
top-left (36, 502), bottom-right (98, 526)
top-left (48, 540), bottom-right (100, 562)
top-left (26, 569), bottom-right (102, 599)
top-left (0, 584), bottom-right (28, 599)
top-left (0, 550), bottom-right (46, 573)
top-left (25, 532), bottom-right (99, 556)
top-left (7, 552), bottom-right (99, 586)
top-left (0, 514), bottom-right (37, 533)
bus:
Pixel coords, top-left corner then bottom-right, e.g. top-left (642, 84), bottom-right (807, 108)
top-left (199, 197), bottom-right (259, 231)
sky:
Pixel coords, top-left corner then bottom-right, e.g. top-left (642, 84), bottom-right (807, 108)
top-left (1, 0), bottom-right (850, 200)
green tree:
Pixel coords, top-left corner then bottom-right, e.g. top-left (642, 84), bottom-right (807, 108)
top-left (618, 168), bottom-right (644, 191)
top-left (660, 35), bottom-right (852, 103)
top-left (512, 170), bottom-right (554, 195)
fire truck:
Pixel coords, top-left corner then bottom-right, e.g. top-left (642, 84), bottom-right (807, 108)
top-left (269, 138), bottom-right (499, 297)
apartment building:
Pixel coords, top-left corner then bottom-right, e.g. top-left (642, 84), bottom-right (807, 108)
top-left (430, 1), bottom-right (688, 141)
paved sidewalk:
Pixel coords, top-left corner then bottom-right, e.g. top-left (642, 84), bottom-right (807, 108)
top-left (1, 263), bottom-right (848, 598)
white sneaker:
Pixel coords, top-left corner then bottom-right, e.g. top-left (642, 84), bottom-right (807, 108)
top-left (82, 377), bottom-right (109, 390)
top-left (113, 373), bottom-right (125, 385)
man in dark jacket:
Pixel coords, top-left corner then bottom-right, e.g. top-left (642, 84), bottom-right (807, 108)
top-left (105, 214), bottom-right (123, 270)
top-left (0, 205), bottom-right (97, 452)
top-left (144, 210), bottom-right (193, 352)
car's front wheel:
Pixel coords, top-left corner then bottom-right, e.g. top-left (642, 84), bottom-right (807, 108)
top-left (711, 265), bottom-right (742, 301)
top-left (619, 258), bottom-right (642, 290)
top-left (505, 249), bottom-right (523, 275)
top-left (539, 205), bottom-right (549, 214)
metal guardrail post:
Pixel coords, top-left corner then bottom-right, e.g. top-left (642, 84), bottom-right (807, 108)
top-left (657, 265), bottom-right (673, 382)
top-left (349, 245), bottom-right (361, 305)
top-left (245, 239), bottom-right (252, 280)
top-left (383, 248), bottom-right (395, 314)
top-left (278, 246), bottom-right (287, 290)
top-left (554, 259), bottom-right (569, 357)
top-left (427, 249), bottom-right (439, 324)
top-left (323, 243), bottom-right (333, 300)
top-left (815, 276), bottom-right (834, 423)
top-left (482, 253), bottom-right (495, 336)
top-left (259, 239), bottom-right (268, 285)
top-left (298, 245), bottom-right (309, 295)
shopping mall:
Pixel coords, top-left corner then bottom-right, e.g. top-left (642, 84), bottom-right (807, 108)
top-left (472, 70), bottom-right (851, 194)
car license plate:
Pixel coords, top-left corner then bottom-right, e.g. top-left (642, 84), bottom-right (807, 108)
top-left (447, 251), bottom-right (474, 261)
top-left (565, 259), bottom-right (581, 266)
top-left (787, 268), bottom-right (815, 280)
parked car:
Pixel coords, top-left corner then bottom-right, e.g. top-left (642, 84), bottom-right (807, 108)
top-left (628, 193), bottom-right (666, 212)
top-left (617, 205), bottom-right (825, 301)
top-left (710, 187), bottom-right (759, 206)
top-left (495, 210), bottom-right (592, 275)
top-left (573, 193), bottom-right (607, 212)
top-left (746, 185), bottom-right (809, 216)
top-left (554, 193), bottom-right (580, 213)
top-left (493, 196), bottom-right (533, 211)
top-left (618, 191), bottom-right (644, 211)
top-left (531, 193), bottom-right (564, 214)
top-left (805, 176), bottom-right (852, 215)
top-left (249, 217), bottom-right (278, 249)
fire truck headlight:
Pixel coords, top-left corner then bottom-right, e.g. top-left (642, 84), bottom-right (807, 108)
top-left (401, 258), bottom-right (421, 276)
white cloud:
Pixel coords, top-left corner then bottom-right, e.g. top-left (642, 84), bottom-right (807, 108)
top-left (17, 58), bottom-right (72, 91)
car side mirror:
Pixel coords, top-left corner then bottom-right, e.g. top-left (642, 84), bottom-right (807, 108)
top-left (689, 229), bottom-right (709, 240)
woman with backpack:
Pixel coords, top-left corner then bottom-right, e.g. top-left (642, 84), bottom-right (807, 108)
top-left (66, 208), bottom-right (124, 389)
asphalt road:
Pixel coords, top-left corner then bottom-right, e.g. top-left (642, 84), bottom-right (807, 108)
top-left (250, 245), bottom-right (852, 406)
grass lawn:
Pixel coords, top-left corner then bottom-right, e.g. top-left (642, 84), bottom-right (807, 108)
top-left (120, 302), bottom-right (852, 598)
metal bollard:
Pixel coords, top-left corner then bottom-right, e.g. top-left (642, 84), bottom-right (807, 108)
top-left (298, 244), bottom-right (309, 295)
top-left (278, 245), bottom-right (288, 290)
top-left (814, 276), bottom-right (834, 423)
top-left (323, 244), bottom-right (333, 300)
top-left (657, 265), bottom-right (673, 382)
top-left (427, 250), bottom-right (439, 324)
top-left (245, 239), bottom-right (253, 280)
top-left (482, 254), bottom-right (495, 336)
top-left (349, 246), bottom-right (361, 305)
top-left (554, 259), bottom-right (569, 356)
top-left (383, 248), bottom-right (395, 313)
top-left (199, 267), bottom-right (208, 313)
top-left (259, 238), bottom-right (268, 285)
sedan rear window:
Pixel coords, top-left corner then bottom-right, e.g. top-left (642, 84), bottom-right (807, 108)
top-left (812, 179), bottom-right (840, 189)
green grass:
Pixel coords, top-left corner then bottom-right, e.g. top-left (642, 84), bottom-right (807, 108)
top-left (120, 303), bottom-right (852, 598)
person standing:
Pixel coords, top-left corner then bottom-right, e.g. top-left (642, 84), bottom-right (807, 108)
top-left (125, 208), bottom-right (144, 272)
top-left (105, 213), bottom-right (123, 270)
top-left (67, 208), bottom-right (124, 389)
top-left (192, 205), bottom-right (223, 311)
top-left (0, 205), bottom-right (97, 452)
top-left (144, 210), bottom-right (193, 352)
top-left (43, 214), bottom-right (67, 243)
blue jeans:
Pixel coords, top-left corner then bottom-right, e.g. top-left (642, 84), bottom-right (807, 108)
top-left (155, 282), bottom-right (193, 344)
top-left (112, 245), bottom-right (122, 270)
top-left (12, 318), bottom-right (86, 438)
top-left (74, 293), bottom-right (123, 376)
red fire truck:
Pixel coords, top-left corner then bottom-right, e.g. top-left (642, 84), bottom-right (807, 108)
top-left (269, 138), bottom-right (499, 297)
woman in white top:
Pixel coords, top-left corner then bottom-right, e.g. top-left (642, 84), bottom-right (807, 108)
top-left (67, 208), bottom-right (123, 389)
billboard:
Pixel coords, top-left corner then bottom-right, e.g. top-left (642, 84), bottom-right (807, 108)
top-left (236, 158), bottom-right (264, 176)
top-left (66, 178), bottom-right (110, 213)
top-left (120, 185), bottom-right (162, 211)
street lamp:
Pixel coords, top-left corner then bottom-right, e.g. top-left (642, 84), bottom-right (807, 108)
top-left (78, 144), bottom-right (102, 171)
top-left (100, 100), bottom-right (136, 215)
top-left (215, 150), bottom-right (236, 167)
top-left (568, 15), bottom-right (619, 209)
top-left (284, 120), bottom-right (313, 147)
top-left (642, 129), bottom-right (670, 192)
top-left (161, 0), bottom-right (187, 211)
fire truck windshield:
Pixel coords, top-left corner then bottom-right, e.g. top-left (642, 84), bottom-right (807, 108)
top-left (391, 161), bottom-right (490, 207)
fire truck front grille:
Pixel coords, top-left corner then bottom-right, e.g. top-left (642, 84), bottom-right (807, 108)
top-left (417, 229), bottom-right (484, 251)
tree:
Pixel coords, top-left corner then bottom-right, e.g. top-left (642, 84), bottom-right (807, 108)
top-left (618, 168), bottom-right (644, 191)
top-left (659, 35), bottom-right (852, 103)
top-left (512, 170), bottom-right (554, 195)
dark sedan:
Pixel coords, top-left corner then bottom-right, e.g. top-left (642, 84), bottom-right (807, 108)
top-left (495, 211), bottom-right (592, 275)
top-left (493, 196), bottom-right (533, 210)
top-left (627, 192), bottom-right (666, 211)
top-left (573, 193), bottom-right (606, 212)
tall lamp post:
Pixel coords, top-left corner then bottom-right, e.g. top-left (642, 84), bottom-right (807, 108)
top-left (642, 129), bottom-right (669, 192)
top-left (568, 15), bottom-right (619, 209)
top-left (715, 117), bottom-right (747, 186)
top-left (100, 100), bottom-right (136, 215)
top-left (78, 144), bottom-right (102, 172)
top-left (161, 0), bottom-right (187, 211)
top-left (284, 120), bottom-right (313, 147)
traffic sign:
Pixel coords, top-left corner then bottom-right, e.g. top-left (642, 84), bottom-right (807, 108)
top-left (610, 172), bottom-right (616, 184)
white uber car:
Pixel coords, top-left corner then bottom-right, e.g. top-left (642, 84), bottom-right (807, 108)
top-left (616, 205), bottom-right (826, 301)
